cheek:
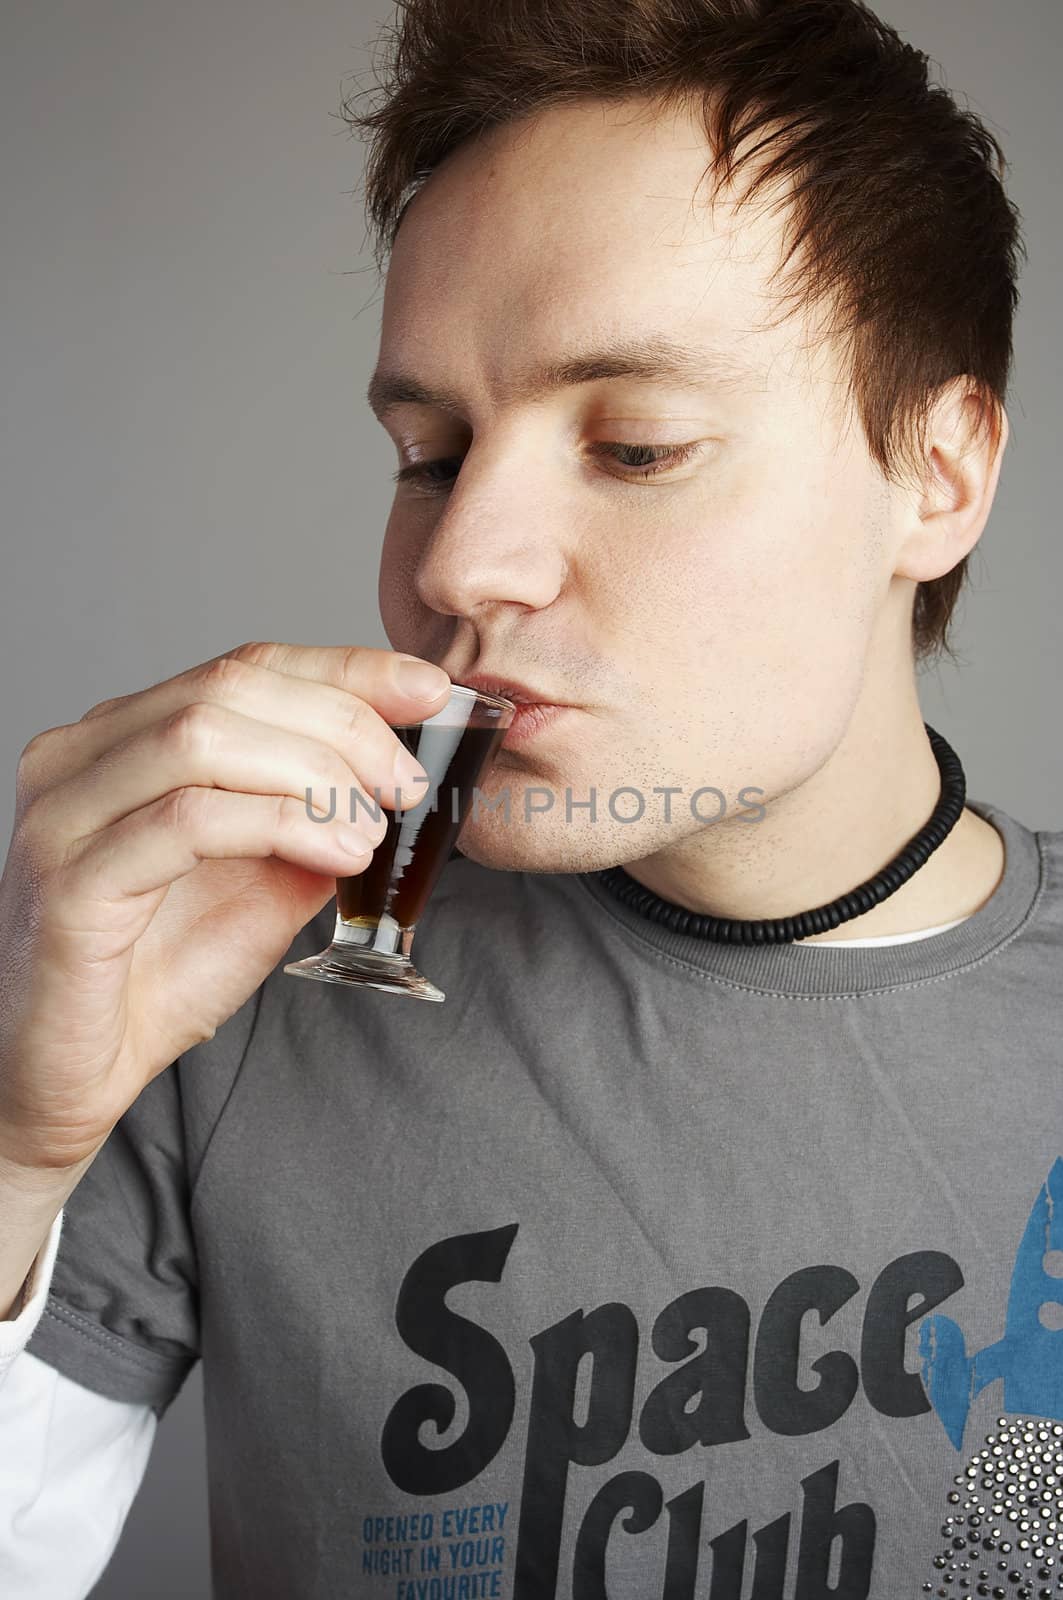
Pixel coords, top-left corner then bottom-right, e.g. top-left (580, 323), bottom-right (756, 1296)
top-left (629, 453), bottom-right (881, 745)
top-left (377, 518), bottom-right (426, 645)
top-left (688, 447), bottom-right (877, 645)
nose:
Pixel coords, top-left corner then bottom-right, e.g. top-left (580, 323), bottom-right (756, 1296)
top-left (412, 430), bottom-right (568, 620)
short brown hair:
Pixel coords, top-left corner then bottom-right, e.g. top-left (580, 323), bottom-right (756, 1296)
top-left (340, 0), bottom-right (1024, 664)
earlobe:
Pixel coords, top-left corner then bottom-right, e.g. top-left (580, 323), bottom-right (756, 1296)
top-left (893, 381), bottom-right (1008, 584)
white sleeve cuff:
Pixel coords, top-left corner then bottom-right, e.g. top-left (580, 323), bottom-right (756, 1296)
top-left (0, 1209), bottom-right (64, 1383)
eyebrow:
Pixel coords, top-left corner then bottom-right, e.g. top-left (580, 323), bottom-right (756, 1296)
top-left (365, 333), bottom-right (765, 421)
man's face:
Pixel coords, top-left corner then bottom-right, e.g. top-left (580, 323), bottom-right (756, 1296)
top-left (372, 96), bottom-right (905, 873)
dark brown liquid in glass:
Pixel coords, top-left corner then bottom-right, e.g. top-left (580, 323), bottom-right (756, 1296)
top-left (336, 722), bottom-right (505, 933)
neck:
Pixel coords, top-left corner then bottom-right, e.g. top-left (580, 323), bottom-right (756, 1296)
top-left (620, 683), bottom-right (1004, 945)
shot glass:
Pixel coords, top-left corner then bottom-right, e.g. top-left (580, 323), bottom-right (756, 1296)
top-left (283, 684), bottom-right (515, 1002)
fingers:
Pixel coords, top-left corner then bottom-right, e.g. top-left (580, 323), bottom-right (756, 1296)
top-left (13, 646), bottom-right (451, 819)
top-left (225, 642), bottom-right (451, 712)
top-left (21, 698), bottom-right (416, 862)
top-left (16, 645), bottom-right (451, 804)
top-left (50, 785), bottom-right (378, 909)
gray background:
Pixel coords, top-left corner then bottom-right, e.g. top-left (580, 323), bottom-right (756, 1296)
top-left (1, 1), bottom-right (1059, 1594)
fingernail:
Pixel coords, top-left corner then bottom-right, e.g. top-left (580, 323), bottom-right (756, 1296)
top-left (393, 744), bottom-right (429, 796)
top-left (395, 658), bottom-right (450, 700)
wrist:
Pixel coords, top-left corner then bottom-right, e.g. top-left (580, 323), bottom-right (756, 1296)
top-left (0, 1130), bottom-right (103, 1194)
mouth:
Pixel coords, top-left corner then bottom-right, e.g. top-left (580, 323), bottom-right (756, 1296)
top-left (497, 702), bottom-right (573, 749)
top-left (455, 671), bottom-right (577, 750)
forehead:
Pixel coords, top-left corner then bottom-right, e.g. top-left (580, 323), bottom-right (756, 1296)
top-left (379, 96), bottom-right (810, 385)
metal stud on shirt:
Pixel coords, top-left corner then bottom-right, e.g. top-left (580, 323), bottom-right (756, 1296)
top-left (923, 1417), bottom-right (1063, 1597)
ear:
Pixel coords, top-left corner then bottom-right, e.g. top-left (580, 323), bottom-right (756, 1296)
top-left (892, 378), bottom-right (1009, 583)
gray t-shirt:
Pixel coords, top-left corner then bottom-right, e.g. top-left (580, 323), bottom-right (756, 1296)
top-left (27, 796), bottom-right (1063, 1600)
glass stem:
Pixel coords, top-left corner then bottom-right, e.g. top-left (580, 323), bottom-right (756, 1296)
top-left (331, 911), bottom-right (415, 963)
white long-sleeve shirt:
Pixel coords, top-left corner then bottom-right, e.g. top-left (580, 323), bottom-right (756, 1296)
top-left (0, 1209), bottom-right (157, 1598)
top-left (0, 916), bottom-right (970, 1598)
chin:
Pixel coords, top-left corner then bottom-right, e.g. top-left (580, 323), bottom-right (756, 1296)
top-left (452, 815), bottom-right (669, 876)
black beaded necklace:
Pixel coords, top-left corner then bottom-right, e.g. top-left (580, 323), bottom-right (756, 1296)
top-left (591, 722), bottom-right (967, 945)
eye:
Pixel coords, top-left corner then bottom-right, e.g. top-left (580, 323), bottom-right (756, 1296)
top-left (391, 457), bottom-right (464, 491)
top-left (391, 441), bottom-right (705, 493)
top-left (589, 442), bottom-right (703, 477)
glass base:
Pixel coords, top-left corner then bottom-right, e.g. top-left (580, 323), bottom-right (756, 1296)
top-left (283, 943), bottom-right (445, 1003)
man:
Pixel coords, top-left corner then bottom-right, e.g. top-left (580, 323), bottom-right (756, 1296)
top-left (1, 0), bottom-right (1058, 1595)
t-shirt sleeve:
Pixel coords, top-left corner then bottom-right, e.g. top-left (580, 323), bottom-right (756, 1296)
top-left (24, 984), bottom-right (264, 1419)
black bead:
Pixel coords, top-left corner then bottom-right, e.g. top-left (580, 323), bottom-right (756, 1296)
top-left (592, 723), bottom-right (966, 944)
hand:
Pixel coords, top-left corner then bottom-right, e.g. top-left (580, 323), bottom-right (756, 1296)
top-left (0, 642), bottom-right (450, 1171)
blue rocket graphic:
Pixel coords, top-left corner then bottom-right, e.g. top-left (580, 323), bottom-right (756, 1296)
top-left (919, 1157), bottom-right (1063, 1449)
